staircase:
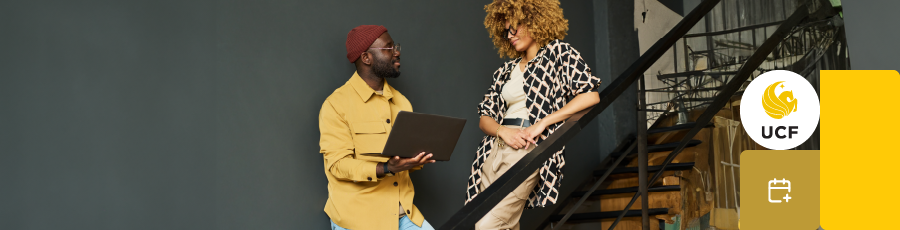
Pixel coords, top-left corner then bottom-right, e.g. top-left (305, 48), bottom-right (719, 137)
top-left (537, 120), bottom-right (709, 230)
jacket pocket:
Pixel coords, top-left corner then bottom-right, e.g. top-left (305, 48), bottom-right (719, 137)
top-left (350, 121), bottom-right (388, 155)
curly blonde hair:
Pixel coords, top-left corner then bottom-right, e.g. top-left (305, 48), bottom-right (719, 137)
top-left (484, 0), bottom-right (569, 58)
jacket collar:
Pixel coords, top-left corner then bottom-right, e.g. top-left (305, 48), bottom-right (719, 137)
top-left (349, 71), bottom-right (393, 103)
top-left (532, 45), bottom-right (551, 62)
top-left (514, 39), bottom-right (556, 68)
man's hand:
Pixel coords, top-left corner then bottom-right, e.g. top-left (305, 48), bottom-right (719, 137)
top-left (387, 152), bottom-right (435, 173)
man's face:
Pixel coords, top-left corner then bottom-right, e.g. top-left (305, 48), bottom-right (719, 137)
top-left (369, 32), bottom-right (401, 79)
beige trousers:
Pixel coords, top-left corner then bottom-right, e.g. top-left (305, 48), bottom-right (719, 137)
top-left (476, 125), bottom-right (540, 230)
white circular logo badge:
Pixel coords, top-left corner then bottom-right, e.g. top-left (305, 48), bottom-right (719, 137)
top-left (740, 70), bottom-right (820, 150)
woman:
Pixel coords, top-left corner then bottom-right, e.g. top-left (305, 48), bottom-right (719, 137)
top-left (465, 0), bottom-right (602, 229)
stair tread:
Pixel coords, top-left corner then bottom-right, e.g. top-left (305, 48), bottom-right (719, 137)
top-left (571, 185), bottom-right (681, 197)
top-left (549, 208), bottom-right (669, 221)
top-left (647, 122), bottom-right (714, 134)
top-left (594, 162), bottom-right (695, 176)
top-left (657, 70), bottom-right (739, 79)
top-left (608, 140), bottom-right (703, 158)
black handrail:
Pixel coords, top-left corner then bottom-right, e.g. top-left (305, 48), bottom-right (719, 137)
top-left (605, 1), bottom-right (835, 229)
top-left (436, 0), bottom-right (722, 229)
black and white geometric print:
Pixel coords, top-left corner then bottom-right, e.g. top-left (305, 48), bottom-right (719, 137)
top-left (466, 39), bottom-right (602, 209)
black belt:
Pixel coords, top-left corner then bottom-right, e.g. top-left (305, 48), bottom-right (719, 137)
top-left (501, 118), bottom-right (531, 127)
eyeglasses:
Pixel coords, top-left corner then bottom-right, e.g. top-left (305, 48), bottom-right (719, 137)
top-left (503, 25), bottom-right (518, 39)
top-left (369, 43), bottom-right (401, 55)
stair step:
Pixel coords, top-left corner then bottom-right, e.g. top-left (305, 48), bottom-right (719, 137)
top-left (549, 208), bottom-right (669, 222)
top-left (594, 162), bottom-right (695, 176)
top-left (647, 122), bottom-right (714, 134)
top-left (657, 70), bottom-right (738, 79)
top-left (608, 140), bottom-right (703, 158)
top-left (571, 185), bottom-right (681, 197)
top-left (642, 86), bottom-right (725, 93)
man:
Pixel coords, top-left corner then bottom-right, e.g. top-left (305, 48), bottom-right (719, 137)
top-left (319, 25), bottom-right (436, 230)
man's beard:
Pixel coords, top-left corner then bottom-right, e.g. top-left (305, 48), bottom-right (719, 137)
top-left (372, 56), bottom-right (401, 79)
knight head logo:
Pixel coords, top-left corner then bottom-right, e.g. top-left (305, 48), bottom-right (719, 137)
top-left (763, 81), bottom-right (798, 119)
top-left (741, 70), bottom-right (820, 150)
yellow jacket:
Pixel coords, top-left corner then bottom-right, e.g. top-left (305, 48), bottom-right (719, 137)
top-left (319, 72), bottom-right (424, 230)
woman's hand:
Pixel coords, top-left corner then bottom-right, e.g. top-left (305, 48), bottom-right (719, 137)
top-left (498, 126), bottom-right (528, 149)
top-left (517, 121), bottom-right (547, 149)
top-left (513, 92), bottom-right (600, 149)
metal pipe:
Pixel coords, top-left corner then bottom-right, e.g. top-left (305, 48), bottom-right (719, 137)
top-left (705, 6), bottom-right (716, 69)
top-left (638, 73), bottom-right (650, 230)
top-left (711, 126), bottom-right (720, 208)
top-left (729, 154), bottom-right (741, 216)
top-left (720, 161), bottom-right (741, 167)
top-left (683, 20), bottom-right (784, 38)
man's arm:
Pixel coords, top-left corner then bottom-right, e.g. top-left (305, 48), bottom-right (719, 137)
top-left (320, 100), bottom-right (380, 182)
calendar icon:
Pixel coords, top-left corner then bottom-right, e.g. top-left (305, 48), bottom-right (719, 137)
top-left (768, 178), bottom-right (792, 203)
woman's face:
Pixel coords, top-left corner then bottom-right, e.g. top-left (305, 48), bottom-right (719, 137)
top-left (505, 20), bottom-right (533, 52)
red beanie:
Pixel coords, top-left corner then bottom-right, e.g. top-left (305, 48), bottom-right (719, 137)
top-left (346, 25), bottom-right (388, 63)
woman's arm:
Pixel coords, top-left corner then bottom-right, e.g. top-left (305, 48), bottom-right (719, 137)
top-left (518, 43), bottom-right (602, 146)
top-left (478, 115), bottom-right (502, 136)
top-left (518, 92), bottom-right (599, 145)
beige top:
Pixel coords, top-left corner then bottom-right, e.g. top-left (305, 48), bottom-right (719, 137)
top-left (502, 63), bottom-right (529, 120)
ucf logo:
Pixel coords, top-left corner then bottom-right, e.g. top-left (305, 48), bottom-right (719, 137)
top-left (762, 81), bottom-right (799, 139)
top-left (763, 81), bottom-right (798, 119)
top-left (741, 70), bottom-right (820, 150)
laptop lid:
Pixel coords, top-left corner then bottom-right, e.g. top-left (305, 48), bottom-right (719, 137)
top-left (381, 111), bottom-right (466, 161)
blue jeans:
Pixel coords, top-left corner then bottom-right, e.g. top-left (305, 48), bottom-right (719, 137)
top-left (330, 216), bottom-right (434, 230)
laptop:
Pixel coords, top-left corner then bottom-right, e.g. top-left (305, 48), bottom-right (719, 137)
top-left (380, 111), bottom-right (466, 161)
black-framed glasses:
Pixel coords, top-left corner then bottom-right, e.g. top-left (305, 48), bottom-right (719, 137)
top-left (369, 43), bottom-right (401, 55)
top-left (503, 26), bottom-right (517, 39)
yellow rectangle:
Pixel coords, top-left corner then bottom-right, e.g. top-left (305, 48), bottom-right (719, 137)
top-left (820, 70), bottom-right (900, 229)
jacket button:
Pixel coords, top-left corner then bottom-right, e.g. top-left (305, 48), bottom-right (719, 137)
top-left (393, 182), bottom-right (398, 186)
top-left (406, 210), bottom-right (410, 215)
top-left (367, 177), bottom-right (372, 181)
top-left (386, 119), bottom-right (390, 124)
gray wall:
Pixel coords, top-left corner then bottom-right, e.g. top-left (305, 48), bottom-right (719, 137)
top-left (0, 0), bottom-right (217, 229)
top-left (842, 0), bottom-right (900, 70)
top-left (0, 0), bottom-right (598, 229)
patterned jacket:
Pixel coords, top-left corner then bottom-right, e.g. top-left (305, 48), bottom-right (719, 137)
top-left (466, 39), bottom-right (602, 208)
